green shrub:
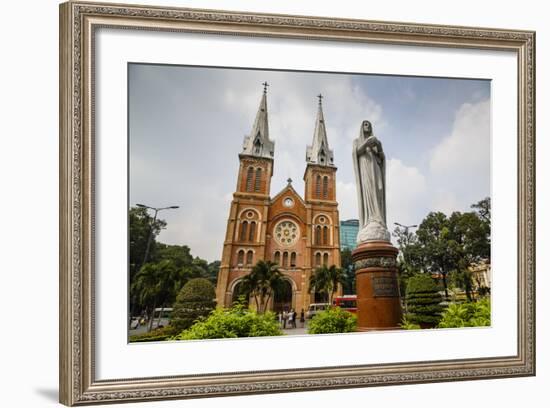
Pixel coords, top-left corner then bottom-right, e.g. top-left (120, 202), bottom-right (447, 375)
top-left (400, 315), bottom-right (421, 330)
top-left (438, 298), bottom-right (491, 328)
top-left (405, 274), bottom-right (444, 327)
top-left (307, 307), bottom-right (357, 334)
top-left (129, 325), bottom-right (179, 343)
top-left (171, 278), bottom-right (216, 331)
top-left (172, 303), bottom-right (282, 340)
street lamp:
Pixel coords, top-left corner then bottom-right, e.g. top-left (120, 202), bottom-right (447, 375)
top-left (136, 204), bottom-right (179, 268)
top-left (394, 222), bottom-right (418, 235)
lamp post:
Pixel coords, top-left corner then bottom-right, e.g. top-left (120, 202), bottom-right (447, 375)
top-left (394, 222), bottom-right (418, 236)
top-left (136, 204), bottom-right (179, 269)
top-left (131, 204), bottom-right (179, 331)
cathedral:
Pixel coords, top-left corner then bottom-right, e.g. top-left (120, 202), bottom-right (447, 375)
top-left (215, 85), bottom-right (342, 313)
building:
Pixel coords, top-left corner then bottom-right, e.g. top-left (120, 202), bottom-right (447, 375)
top-left (469, 260), bottom-right (491, 291)
top-left (340, 219), bottom-right (359, 250)
top-left (215, 87), bottom-right (342, 312)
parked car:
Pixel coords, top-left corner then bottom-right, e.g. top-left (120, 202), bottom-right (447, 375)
top-left (306, 303), bottom-right (330, 319)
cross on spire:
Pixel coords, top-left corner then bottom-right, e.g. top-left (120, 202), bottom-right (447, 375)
top-left (317, 93), bottom-right (323, 105)
top-left (287, 177), bottom-right (293, 185)
top-left (262, 81), bottom-right (269, 94)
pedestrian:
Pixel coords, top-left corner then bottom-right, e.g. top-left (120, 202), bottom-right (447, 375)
top-left (300, 309), bottom-right (305, 328)
top-left (282, 310), bottom-right (288, 329)
top-left (277, 311), bottom-right (283, 328)
top-left (288, 309), bottom-right (294, 329)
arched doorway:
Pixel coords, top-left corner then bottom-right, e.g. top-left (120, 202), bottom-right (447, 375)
top-left (231, 281), bottom-right (249, 307)
top-left (273, 279), bottom-right (293, 312)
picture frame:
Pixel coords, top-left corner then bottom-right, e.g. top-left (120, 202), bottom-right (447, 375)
top-left (59, 1), bottom-right (535, 405)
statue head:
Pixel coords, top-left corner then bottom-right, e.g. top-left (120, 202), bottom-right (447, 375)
top-left (361, 120), bottom-right (373, 138)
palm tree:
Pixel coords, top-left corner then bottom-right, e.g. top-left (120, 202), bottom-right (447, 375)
top-left (309, 265), bottom-right (345, 305)
top-left (131, 260), bottom-right (178, 331)
top-left (240, 260), bottom-right (285, 313)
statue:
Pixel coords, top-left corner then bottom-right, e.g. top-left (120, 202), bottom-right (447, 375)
top-left (352, 120), bottom-right (390, 242)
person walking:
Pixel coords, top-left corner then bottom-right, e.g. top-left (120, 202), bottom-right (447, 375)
top-left (300, 309), bottom-right (305, 328)
top-left (287, 309), bottom-right (294, 329)
top-left (278, 311), bottom-right (283, 328)
top-left (282, 310), bottom-right (288, 329)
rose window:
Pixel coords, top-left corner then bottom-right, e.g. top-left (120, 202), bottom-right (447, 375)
top-left (274, 220), bottom-right (299, 246)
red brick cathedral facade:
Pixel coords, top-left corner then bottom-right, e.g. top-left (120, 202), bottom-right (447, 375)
top-left (215, 87), bottom-right (341, 312)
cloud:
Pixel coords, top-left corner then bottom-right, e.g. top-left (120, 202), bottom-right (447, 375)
top-left (336, 181), bottom-right (358, 221)
top-left (386, 158), bottom-right (427, 228)
top-left (129, 64), bottom-right (490, 262)
top-left (218, 70), bottom-right (384, 197)
top-left (428, 98), bottom-right (490, 214)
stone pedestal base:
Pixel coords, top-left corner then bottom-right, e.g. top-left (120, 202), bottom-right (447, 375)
top-left (352, 240), bottom-right (402, 331)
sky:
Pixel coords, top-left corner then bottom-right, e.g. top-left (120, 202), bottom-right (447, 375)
top-left (129, 63), bottom-right (491, 262)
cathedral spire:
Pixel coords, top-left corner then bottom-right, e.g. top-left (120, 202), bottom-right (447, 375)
top-left (241, 83), bottom-right (275, 159)
top-left (306, 94), bottom-right (334, 166)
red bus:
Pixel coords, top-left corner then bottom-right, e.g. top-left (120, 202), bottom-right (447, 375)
top-left (332, 295), bottom-right (357, 314)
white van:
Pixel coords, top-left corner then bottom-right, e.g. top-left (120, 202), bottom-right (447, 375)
top-left (306, 303), bottom-right (330, 319)
top-left (150, 307), bottom-right (173, 329)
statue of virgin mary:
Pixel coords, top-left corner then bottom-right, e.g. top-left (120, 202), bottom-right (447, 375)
top-left (352, 120), bottom-right (391, 242)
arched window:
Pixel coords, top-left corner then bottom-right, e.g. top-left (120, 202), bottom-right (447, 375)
top-left (246, 250), bottom-right (253, 266)
top-left (237, 250), bottom-right (245, 266)
top-left (282, 252), bottom-right (289, 267)
top-left (322, 176), bottom-right (329, 199)
top-left (248, 221), bottom-right (256, 242)
top-left (323, 253), bottom-right (329, 266)
top-left (315, 253), bottom-right (321, 267)
top-left (315, 175), bottom-right (321, 198)
top-left (254, 168), bottom-right (262, 192)
top-left (314, 225), bottom-right (321, 245)
top-left (274, 251), bottom-right (280, 265)
top-left (246, 167), bottom-right (254, 192)
top-left (323, 226), bottom-right (329, 245)
top-left (240, 221), bottom-right (248, 241)
top-left (290, 252), bottom-right (297, 267)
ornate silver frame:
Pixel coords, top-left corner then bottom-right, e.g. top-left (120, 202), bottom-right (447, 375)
top-left (59, 1), bottom-right (536, 405)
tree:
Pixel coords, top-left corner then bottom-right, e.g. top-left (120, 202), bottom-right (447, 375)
top-left (471, 197), bottom-right (491, 226)
top-left (240, 260), bottom-right (285, 313)
top-left (129, 206), bottom-right (166, 279)
top-left (389, 198), bottom-right (491, 303)
top-left (393, 224), bottom-right (424, 297)
top-left (171, 278), bottom-right (216, 331)
top-left (309, 265), bottom-right (345, 304)
top-left (405, 274), bottom-right (444, 328)
top-left (206, 261), bottom-right (220, 284)
top-left (414, 212), bottom-right (462, 299)
top-left (129, 206), bottom-right (167, 318)
top-left (340, 249), bottom-right (355, 295)
top-left (131, 259), bottom-right (178, 331)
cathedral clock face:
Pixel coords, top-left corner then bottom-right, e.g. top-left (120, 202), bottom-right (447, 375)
top-left (274, 220), bottom-right (299, 247)
top-left (283, 197), bottom-right (294, 208)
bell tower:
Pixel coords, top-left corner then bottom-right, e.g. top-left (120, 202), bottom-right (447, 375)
top-left (303, 94), bottom-right (341, 300)
top-left (304, 94), bottom-right (337, 202)
top-left (216, 83), bottom-right (275, 306)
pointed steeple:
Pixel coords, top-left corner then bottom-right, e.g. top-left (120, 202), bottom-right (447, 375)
top-left (306, 94), bottom-right (334, 167)
top-left (241, 82), bottom-right (275, 159)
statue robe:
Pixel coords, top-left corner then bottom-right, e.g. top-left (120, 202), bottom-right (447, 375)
top-left (352, 132), bottom-right (388, 241)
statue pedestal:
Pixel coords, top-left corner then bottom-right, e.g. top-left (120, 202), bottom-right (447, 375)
top-left (352, 241), bottom-right (402, 331)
